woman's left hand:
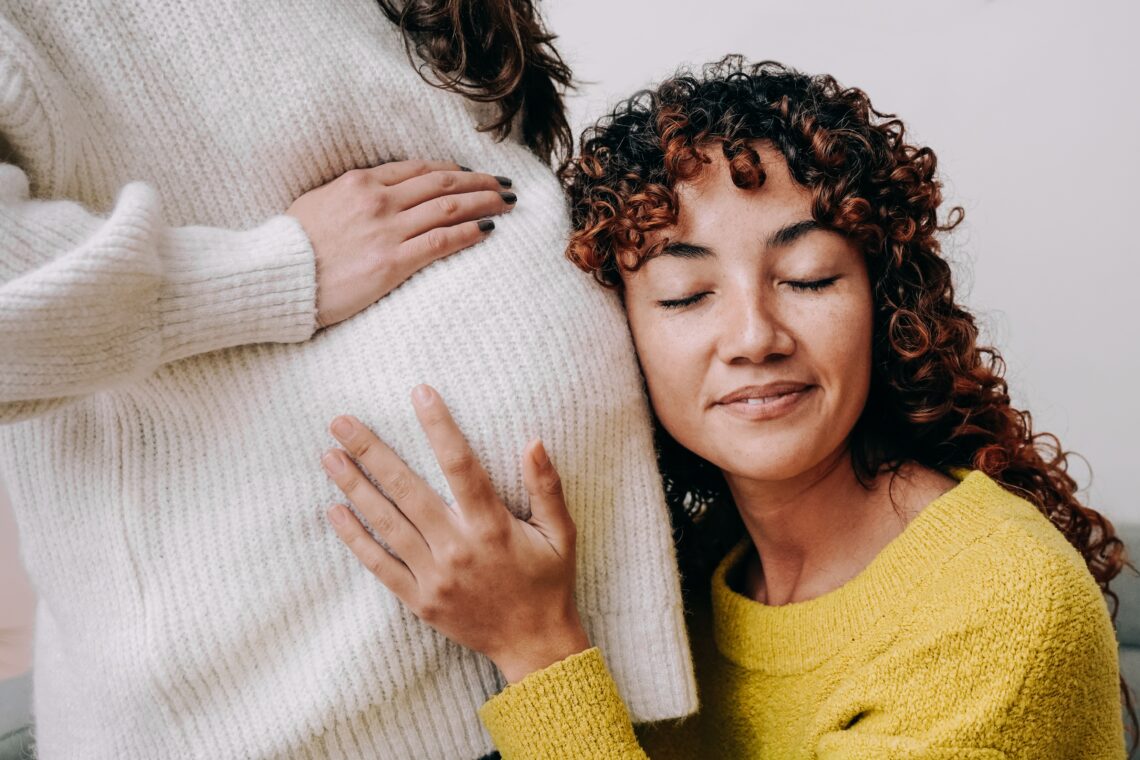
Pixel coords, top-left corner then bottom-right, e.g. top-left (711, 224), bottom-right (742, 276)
top-left (321, 384), bottom-right (590, 683)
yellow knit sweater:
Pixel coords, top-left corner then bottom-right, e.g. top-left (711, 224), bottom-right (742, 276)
top-left (479, 470), bottom-right (1125, 758)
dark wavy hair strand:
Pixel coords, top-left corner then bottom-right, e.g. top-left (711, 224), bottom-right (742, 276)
top-left (377, 0), bottom-right (574, 165)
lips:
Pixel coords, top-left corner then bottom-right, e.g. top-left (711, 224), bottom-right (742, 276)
top-left (715, 382), bottom-right (813, 406)
top-left (713, 382), bottom-right (816, 422)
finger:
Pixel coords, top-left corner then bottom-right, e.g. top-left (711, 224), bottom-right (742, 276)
top-left (398, 218), bottom-right (495, 271)
top-left (327, 416), bottom-right (451, 542)
top-left (398, 189), bottom-right (516, 240)
top-left (326, 503), bottom-right (418, 599)
top-left (521, 439), bottom-right (576, 558)
top-left (322, 449), bottom-right (432, 565)
top-left (391, 170), bottom-right (511, 211)
top-left (366, 159), bottom-right (463, 187)
top-left (409, 385), bottom-right (500, 521)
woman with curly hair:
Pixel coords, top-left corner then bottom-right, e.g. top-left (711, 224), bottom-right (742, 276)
top-left (321, 57), bottom-right (1129, 758)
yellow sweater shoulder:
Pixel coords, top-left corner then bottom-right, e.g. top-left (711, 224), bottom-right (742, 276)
top-left (817, 472), bottom-right (1123, 759)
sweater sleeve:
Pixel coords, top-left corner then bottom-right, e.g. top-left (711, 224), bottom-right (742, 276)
top-left (0, 163), bottom-right (318, 423)
top-left (478, 647), bottom-right (650, 759)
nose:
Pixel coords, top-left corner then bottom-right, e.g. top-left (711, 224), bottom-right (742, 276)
top-left (717, 289), bottom-right (795, 364)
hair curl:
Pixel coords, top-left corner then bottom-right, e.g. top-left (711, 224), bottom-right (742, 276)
top-left (377, 0), bottom-right (574, 165)
top-left (559, 55), bottom-right (1135, 743)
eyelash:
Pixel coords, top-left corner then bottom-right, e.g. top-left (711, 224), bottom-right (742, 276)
top-left (657, 292), bottom-right (710, 310)
top-left (656, 277), bottom-right (839, 310)
top-left (788, 276), bottom-right (840, 292)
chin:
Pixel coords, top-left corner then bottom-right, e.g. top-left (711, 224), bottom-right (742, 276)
top-left (705, 437), bottom-right (846, 486)
top-left (718, 458), bottom-right (810, 485)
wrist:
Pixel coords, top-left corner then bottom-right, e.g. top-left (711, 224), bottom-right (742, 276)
top-left (490, 623), bottom-right (592, 684)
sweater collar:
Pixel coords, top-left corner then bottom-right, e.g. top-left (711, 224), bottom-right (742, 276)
top-left (709, 469), bottom-right (1007, 674)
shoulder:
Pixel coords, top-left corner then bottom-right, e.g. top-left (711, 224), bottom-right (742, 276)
top-left (843, 470), bottom-right (1124, 755)
top-left (917, 471), bottom-right (1115, 661)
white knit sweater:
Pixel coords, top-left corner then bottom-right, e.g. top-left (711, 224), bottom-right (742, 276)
top-left (0, 3), bottom-right (697, 758)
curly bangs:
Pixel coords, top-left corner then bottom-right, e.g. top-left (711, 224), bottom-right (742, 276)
top-left (559, 56), bottom-right (958, 290)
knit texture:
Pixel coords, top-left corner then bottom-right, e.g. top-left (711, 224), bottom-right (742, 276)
top-left (480, 471), bottom-right (1126, 759)
top-left (0, 3), bottom-right (697, 758)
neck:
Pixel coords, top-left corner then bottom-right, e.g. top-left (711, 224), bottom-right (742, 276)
top-left (726, 447), bottom-right (910, 606)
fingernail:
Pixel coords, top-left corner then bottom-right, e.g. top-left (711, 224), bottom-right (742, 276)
top-left (327, 505), bottom-right (346, 526)
top-left (495, 175), bottom-right (513, 188)
top-left (458, 165), bottom-right (472, 172)
top-left (322, 451), bottom-right (345, 474)
top-left (478, 218), bottom-right (495, 233)
top-left (412, 384), bottom-right (433, 405)
top-left (533, 439), bottom-right (550, 468)
top-left (330, 417), bottom-right (353, 439)
top-left (499, 191), bottom-right (517, 205)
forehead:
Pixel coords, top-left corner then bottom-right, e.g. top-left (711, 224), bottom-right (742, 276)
top-left (668, 142), bottom-right (813, 240)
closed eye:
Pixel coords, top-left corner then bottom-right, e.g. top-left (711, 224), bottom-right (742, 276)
top-left (786, 276), bottom-right (839, 292)
top-left (657, 292), bottom-right (710, 310)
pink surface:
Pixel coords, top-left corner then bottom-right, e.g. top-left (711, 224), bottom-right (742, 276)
top-left (0, 480), bottom-right (34, 679)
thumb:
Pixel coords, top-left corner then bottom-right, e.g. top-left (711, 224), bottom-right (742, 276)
top-left (521, 439), bottom-right (575, 556)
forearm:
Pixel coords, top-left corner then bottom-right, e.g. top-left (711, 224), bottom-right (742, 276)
top-left (0, 167), bottom-right (316, 421)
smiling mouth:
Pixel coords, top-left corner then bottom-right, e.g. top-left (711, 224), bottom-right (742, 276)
top-left (715, 386), bottom-right (816, 420)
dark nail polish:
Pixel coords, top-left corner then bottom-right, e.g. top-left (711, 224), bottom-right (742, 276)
top-left (478, 219), bottom-right (495, 232)
top-left (495, 175), bottom-right (513, 188)
top-left (500, 191), bottom-right (517, 204)
top-left (458, 165), bottom-right (472, 172)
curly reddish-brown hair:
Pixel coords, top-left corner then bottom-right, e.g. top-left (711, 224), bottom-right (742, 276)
top-left (559, 55), bottom-right (1134, 738)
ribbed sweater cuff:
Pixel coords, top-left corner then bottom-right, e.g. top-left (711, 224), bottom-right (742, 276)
top-left (478, 647), bottom-right (647, 759)
top-left (159, 214), bottom-right (317, 362)
top-left (584, 603), bottom-right (697, 721)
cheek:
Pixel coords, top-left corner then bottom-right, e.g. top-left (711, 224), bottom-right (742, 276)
top-left (626, 309), bottom-right (701, 424)
top-left (813, 290), bottom-right (874, 411)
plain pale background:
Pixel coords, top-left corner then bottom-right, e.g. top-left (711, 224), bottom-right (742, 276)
top-left (1, 0), bottom-right (1137, 677)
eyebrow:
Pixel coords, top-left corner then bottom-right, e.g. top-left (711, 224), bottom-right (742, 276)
top-left (659, 219), bottom-right (822, 259)
top-left (767, 219), bottom-right (822, 248)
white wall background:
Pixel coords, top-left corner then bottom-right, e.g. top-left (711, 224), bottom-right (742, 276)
top-left (546, 0), bottom-right (1140, 521)
top-left (2, 0), bottom-right (1138, 677)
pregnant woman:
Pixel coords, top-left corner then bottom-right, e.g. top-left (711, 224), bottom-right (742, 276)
top-left (0, 2), bottom-right (695, 757)
top-left (323, 58), bottom-right (1129, 758)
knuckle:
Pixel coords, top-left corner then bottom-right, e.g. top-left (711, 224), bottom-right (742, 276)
top-left (339, 472), bottom-right (361, 495)
top-left (542, 472), bottom-right (563, 496)
top-left (343, 528), bottom-right (364, 550)
top-left (439, 452), bottom-right (473, 479)
top-left (370, 189), bottom-right (392, 215)
top-left (405, 159), bottom-right (428, 176)
top-left (371, 509), bottom-right (396, 538)
top-left (365, 553), bottom-right (388, 579)
top-left (436, 171), bottom-right (457, 192)
top-left (385, 470), bottom-right (415, 502)
top-left (434, 195), bottom-right (460, 217)
top-left (351, 435), bottom-right (374, 460)
top-left (423, 227), bottom-right (450, 255)
top-left (342, 168), bottom-right (369, 189)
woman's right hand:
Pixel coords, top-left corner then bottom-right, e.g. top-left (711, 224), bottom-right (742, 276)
top-left (287, 159), bottom-right (516, 328)
top-left (322, 386), bottom-right (590, 684)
